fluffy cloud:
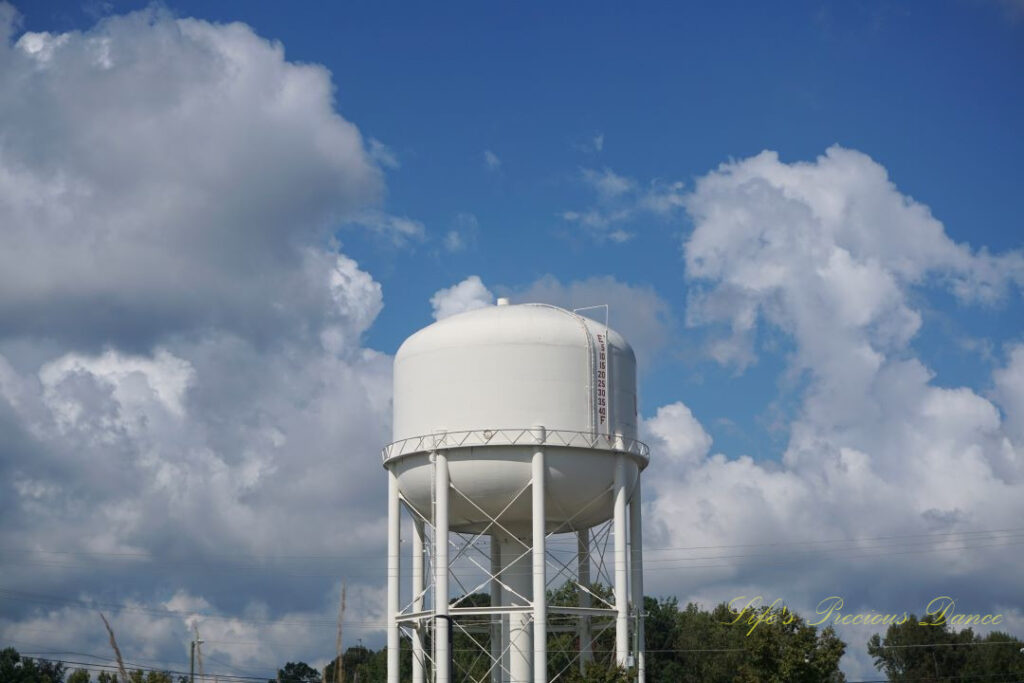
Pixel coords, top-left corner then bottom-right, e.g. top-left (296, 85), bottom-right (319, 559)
top-left (684, 146), bottom-right (1022, 369)
top-left (0, 5), bottom-right (394, 675)
top-left (430, 275), bottom-right (494, 320)
top-left (0, 583), bottom-right (387, 675)
top-left (0, 5), bottom-right (385, 347)
top-left (638, 146), bottom-right (1024, 676)
top-left (0, 294), bottom-right (393, 673)
top-left (642, 402), bottom-right (712, 470)
top-left (993, 343), bottom-right (1024, 443)
top-left (511, 274), bottom-right (674, 368)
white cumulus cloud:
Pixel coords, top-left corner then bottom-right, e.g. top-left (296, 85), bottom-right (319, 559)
top-left (0, 5), bottom-right (396, 674)
top-left (512, 274), bottom-right (674, 368)
top-left (430, 276), bottom-right (495, 320)
top-left (0, 5), bottom-right (387, 346)
top-left (637, 146), bottom-right (1024, 676)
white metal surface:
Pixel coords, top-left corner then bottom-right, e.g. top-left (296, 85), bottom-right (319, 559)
top-left (577, 529), bottom-right (592, 672)
top-left (630, 486), bottom-right (646, 683)
top-left (490, 542), bottom-right (502, 683)
top-left (614, 455), bottom-right (629, 668)
top-left (412, 519), bottom-right (425, 683)
top-left (499, 535), bottom-right (533, 682)
top-left (394, 303), bottom-right (637, 443)
top-left (387, 471), bottom-right (400, 683)
top-left (531, 434), bottom-right (546, 683)
top-left (434, 452), bottom-right (450, 683)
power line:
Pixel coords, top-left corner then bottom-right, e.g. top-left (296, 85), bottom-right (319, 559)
top-left (638, 527), bottom-right (1024, 553)
top-left (9, 639), bottom-right (276, 682)
top-left (4, 525), bottom-right (1022, 562)
top-left (14, 654), bottom-right (271, 682)
top-left (0, 588), bottom-right (378, 628)
top-left (4, 535), bottom-right (1021, 577)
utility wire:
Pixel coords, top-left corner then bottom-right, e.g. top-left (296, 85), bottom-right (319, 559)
top-left (4, 525), bottom-right (1022, 561)
top-left (4, 535), bottom-right (1021, 576)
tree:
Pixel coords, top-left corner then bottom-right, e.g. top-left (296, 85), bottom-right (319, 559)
top-left (272, 662), bottom-right (321, 683)
top-left (67, 670), bottom-right (90, 683)
top-left (1, 647), bottom-right (66, 683)
top-left (642, 599), bottom-right (846, 682)
top-left (868, 615), bottom-right (1024, 681)
top-left (324, 644), bottom-right (394, 683)
top-left (562, 661), bottom-right (632, 683)
top-left (545, 581), bottom-right (620, 680)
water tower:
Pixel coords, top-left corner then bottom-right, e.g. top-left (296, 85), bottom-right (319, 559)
top-left (384, 300), bottom-right (648, 682)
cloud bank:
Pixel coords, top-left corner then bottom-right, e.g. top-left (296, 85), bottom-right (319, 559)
top-left (0, 5), bottom-right (395, 674)
top-left (640, 146), bottom-right (1024, 678)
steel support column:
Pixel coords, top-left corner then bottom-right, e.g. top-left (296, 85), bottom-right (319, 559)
top-left (613, 455), bottom-right (629, 668)
top-left (490, 538), bottom-right (502, 683)
top-left (630, 482), bottom-right (645, 683)
top-left (531, 427), bottom-right (546, 683)
top-left (502, 536), bottom-right (532, 683)
top-left (434, 451), bottom-right (450, 683)
top-left (412, 517), bottom-right (426, 683)
top-left (387, 469), bottom-right (401, 683)
top-left (577, 528), bottom-right (593, 672)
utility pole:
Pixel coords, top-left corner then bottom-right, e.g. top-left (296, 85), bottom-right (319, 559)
top-left (335, 584), bottom-right (346, 683)
top-left (190, 636), bottom-right (204, 683)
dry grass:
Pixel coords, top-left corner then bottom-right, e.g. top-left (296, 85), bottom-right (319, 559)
top-left (99, 612), bottom-right (130, 683)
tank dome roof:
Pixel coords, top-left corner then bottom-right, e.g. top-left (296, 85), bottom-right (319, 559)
top-left (397, 302), bottom-right (633, 361)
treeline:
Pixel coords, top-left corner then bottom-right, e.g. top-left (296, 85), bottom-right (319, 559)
top-left (868, 614), bottom-right (1024, 681)
top-left (4, 597), bottom-right (1023, 682)
top-left (1, 647), bottom-right (180, 683)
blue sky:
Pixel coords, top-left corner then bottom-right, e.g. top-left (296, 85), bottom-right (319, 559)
top-left (2, 1), bottom-right (1023, 680)
top-left (22, 0), bottom-right (1016, 457)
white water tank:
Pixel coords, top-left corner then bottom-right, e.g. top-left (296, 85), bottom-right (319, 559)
top-left (385, 302), bottom-right (647, 535)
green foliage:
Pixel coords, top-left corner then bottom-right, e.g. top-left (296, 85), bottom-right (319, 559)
top-left (127, 671), bottom-right (174, 683)
top-left (644, 599), bottom-right (846, 683)
top-left (324, 638), bottom-right (414, 683)
top-left (1, 647), bottom-right (66, 683)
top-left (561, 661), bottom-right (632, 682)
top-left (450, 592), bottom-right (493, 682)
top-left (546, 582), bottom-right (618, 681)
top-left (868, 615), bottom-right (1024, 681)
top-left (67, 670), bottom-right (91, 683)
top-left (272, 661), bottom-right (322, 683)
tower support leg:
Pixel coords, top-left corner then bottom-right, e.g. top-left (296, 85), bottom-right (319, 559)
top-left (412, 517), bottom-right (425, 683)
top-left (435, 451), bottom-right (451, 683)
top-left (630, 482), bottom-right (645, 683)
top-left (490, 538), bottom-right (502, 683)
top-left (500, 536), bottom-right (532, 683)
top-left (531, 433), bottom-right (546, 683)
top-left (577, 529), bottom-right (592, 673)
top-left (387, 469), bottom-right (401, 683)
top-left (613, 455), bottom-right (629, 669)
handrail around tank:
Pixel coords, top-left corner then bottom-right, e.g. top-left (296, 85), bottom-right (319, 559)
top-left (381, 427), bottom-right (649, 464)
